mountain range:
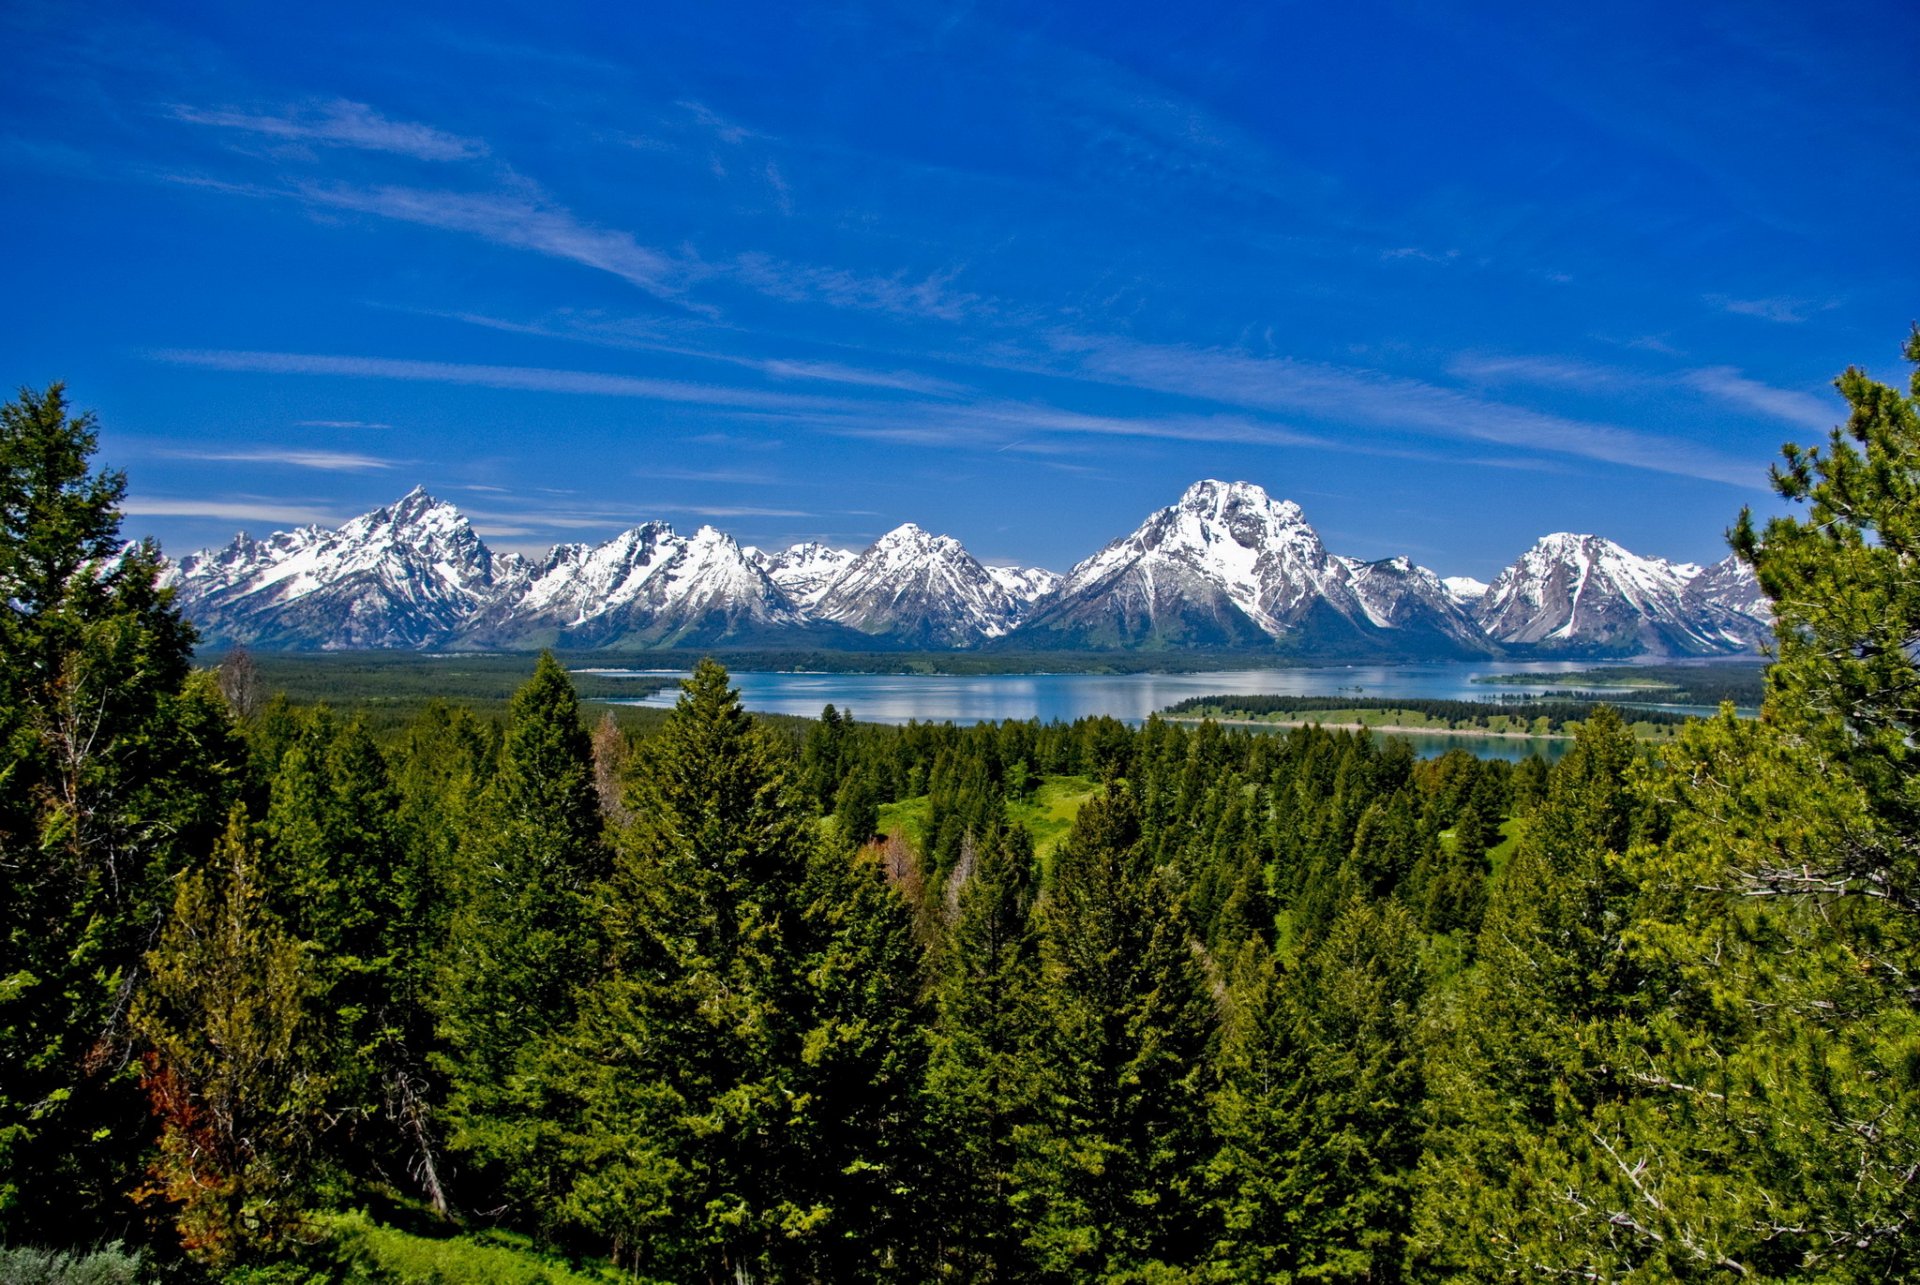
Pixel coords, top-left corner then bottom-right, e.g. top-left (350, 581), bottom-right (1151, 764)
top-left (163, 480), bottom-right (1771, 658)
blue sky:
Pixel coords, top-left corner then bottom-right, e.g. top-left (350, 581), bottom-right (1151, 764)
top-left (3, 0), bottom-right (1914, 578)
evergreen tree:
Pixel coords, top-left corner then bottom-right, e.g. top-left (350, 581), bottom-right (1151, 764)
top-left (1020, 784), bottom-right (1217, 1281)
top-left (1208, 899), bottom-right (1425, 1282)
top-left (131, 809), bottom-right (323, 1267)
top-left (557, 660), bottom-right (924, 1281)
top-left (925, 822), bottom-right (1044, 1280)
top-left (437, 652), bottom-right (608, 1223)
top-left (0, 384), bottom-right (239, 1245)
top-left (1410, 707), bottom-right (1647, 1277)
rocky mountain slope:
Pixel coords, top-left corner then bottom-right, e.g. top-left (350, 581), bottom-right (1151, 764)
top-left (1473, 534), bottom-right (1770, 656)
top-left (1010, 480), bottom-right (1489, 656)
top-left (164, 483), bottom-right (1770, 657)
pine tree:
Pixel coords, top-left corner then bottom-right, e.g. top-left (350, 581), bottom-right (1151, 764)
top-left (437, 652), bottom-right (608, 1223)
top-left (131, 809), bottom-right (323, 1267)
top-left (0, 384), bottom-right (240, 1245)
top-left (925, 822), bottom-right (1044, 1279)
top-left (1020, 784), bottom-right (1217, 1280)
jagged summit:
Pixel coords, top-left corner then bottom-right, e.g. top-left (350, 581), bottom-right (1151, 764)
top-left (163, 483), bottom-right (1771, 657)
top-left (811, 522), bottom-right (1030, 647)
top-left (167, 485), bottom-right (515, 649)
top-left (1014, 479), bottom-right (1485, 654)
top-left (749, 540), bottom-right (857, 610)
top-left (1474, 533), bottom-right (1765, 655)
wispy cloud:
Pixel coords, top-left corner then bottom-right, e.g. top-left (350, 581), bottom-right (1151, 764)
top-left (1447, 353), bottom-right (1628, 388)
top-left (678, 100), bottom-right (761, 145)
top-left (297, 419), bottom-right (392, 429)
top-left (149, 348), bottom-right (863, 414)
top-left (645, 467), bottom-right (780, 485)
top-left (161, 446), bottom-right (397, 472)
top-left (299, 182), bottom-right (688, 300)
top-left (124, 496), bottom-right (345, 526)
top-left (767, 395), bottom-right (1328, 453)
top-left (667, 504), bottom-right (814, 518)
top-left (430, 308), bottom-right (969, 395)
top-left (1685, 366), bottom-right (1834, 429)
top-left (1453, 349), bottom-right (1837, 432)
top-left (1029, 334), bottom-right (1762, 487)
top-left (171, 99), bottom-right (487, 162)
top-left (1705, 293), bottom-right (1816, 324)
top-left (731, 254), bottom-right (989, 323)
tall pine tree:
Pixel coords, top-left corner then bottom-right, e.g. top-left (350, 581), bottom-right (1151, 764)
top-left (1020, 783), bottom-right (1217, 1281)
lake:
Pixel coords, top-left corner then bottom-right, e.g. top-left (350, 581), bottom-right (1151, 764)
top-left (588, 661), bottom-right (1729, 761)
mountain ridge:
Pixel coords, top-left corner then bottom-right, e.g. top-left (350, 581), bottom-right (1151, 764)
top-left (163, 481), bottom-right (1771, 658)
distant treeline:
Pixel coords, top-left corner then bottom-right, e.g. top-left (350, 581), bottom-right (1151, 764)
top-left (1476, 662), bottom-right (1767, 706)
top-left (1162, 693), bottom-right (1696, 731)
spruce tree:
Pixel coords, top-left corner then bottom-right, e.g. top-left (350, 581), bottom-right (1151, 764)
top-left (0, 385), bottom-right (240, 1245)
top-left (437, 652), bottom-right (608, 1223)
top-left (1020, 783), bottom-right (1217, 1280)
top-left (925, 822), bottom-right (1045, 1279)
top-left (131, 809), bottom-right (323, 1267)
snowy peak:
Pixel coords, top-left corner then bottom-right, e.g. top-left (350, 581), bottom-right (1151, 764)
top-left (471, 520), bottom-right (806, 648)
top-left (167, 487), bottom-right (516, 649)
top-left (1475, 534), bottom-right (1767, 656)
top-left (814, 522), bottom-right (1026, 647)
top-left (987, 563), bottom-right (1061, 606)
top-left (750, 541), bottom-right (857, 610)
top-left (1017, 479), bottom-right (1484, 655)
top-left (163, 482), bottom-right (1773, 657)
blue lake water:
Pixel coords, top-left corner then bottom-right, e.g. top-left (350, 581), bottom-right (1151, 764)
top-left (587, 661), bottom-right (1733, 762)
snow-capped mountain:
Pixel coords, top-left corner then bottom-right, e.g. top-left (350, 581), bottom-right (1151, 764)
top-left (166, 486), bottom-right (526, 649)
top-left (1682, 554), bottom-right (1773, 643)
top-left (747, 541), bottom-right (857, 610)
top-left (1008, 480), bottom-right (1486, 655)
top-left (468, 522), bottom-right (813, 649)
top-left (1340, 556), bottom-right (1491, 652)
top-left (1473, 534), bottom-right (1769, 656)
top-left (164, 483), bottom-right (1772, 657)
top-left (987, 564), bottom-right (1062, 605)
top-left (811, 523), bottom-right (1028, 647)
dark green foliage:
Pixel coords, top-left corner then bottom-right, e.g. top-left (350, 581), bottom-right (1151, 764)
top-left (925, 822), bottom-right (1044, 1279)
top-left (436, 653), bottom-right (610, 1222)
top-left (0, 385), bottom-right (241, 1248)
top-left (1209, 901), bottom-right (1425, 1282)
top-left (1020, 784), bottom-right (1218, 1280)
top-left (554, 659), bottom-right (925, 1281)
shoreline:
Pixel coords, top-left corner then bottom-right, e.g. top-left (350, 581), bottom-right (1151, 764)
top-left (1162, 713), bottom-right (1582, 741)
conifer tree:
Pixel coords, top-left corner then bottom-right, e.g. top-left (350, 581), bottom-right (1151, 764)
top-left (1208, 899), bottom-right (1425, 1282)
top-left (926, 822), bottom-right (1044, 1279)
top-left (557, 660), bottom-right (924, 1281)
top-left (437, 652), bottom-right (608, 1222)
top-left (1410, 707), bottom-right (1646, 1276)
top-left (0, 385), bottom-right (239, 1244)
top-left (132, 809), bottom-right (323, 1266)
top-left (1487, 328), bottom-right (1920, 1278)
top-left (1020, 784), bottom-right (1217, 1280)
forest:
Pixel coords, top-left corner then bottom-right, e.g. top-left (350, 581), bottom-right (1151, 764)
top-left (2, 326), bottom-right (1919, 1283)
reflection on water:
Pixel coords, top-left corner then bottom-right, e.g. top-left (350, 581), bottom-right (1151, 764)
top-left (593, 661), bottom-right (1728, 761)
